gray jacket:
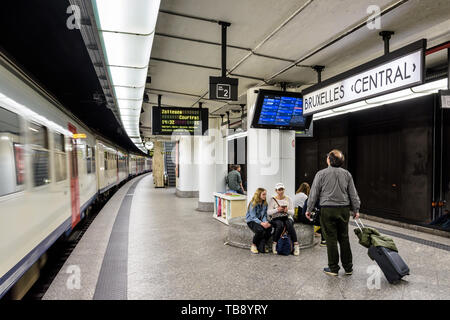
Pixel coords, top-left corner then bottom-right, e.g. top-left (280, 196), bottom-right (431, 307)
top-left (306, 166), bottom-right (360, 213)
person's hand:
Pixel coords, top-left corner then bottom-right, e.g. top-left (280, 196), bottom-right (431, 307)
top-left (284, 207), bottom-right (288, 213)
top-left (277, 206), bottom-right (284, 212)
top-left (353, 212), bottom-right (360, 219)
top-left (305, 212), bottom-right (312, 221)
top-left (261, 222), bottom-right (270, 229)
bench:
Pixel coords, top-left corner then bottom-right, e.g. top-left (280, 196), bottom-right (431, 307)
top-left (225, 217), bottom-right (317, 249)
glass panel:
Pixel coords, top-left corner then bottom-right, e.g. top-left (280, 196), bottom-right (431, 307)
top-left (0, 107), bottom-right (22, 196)
top-left (32, 150), bottom-right (49, 186)
top-left (54, 132), bottom-right (65, 152)
top-left (29, 122), bottom-right (48, 149)
top-left (54, 152), bottom-right (67, 182)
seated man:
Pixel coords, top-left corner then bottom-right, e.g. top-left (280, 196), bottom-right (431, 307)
top-left (226, 165), bottom-right (245, 194)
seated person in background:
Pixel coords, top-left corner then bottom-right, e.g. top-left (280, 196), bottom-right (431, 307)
top-left (246, 188), bottom-right (271, 254)
top-left (303, 198), bottom-right (326, 247)
top-left (226, 164), bottom-right (245, 194)
top-left (294, 182), bottom-right (310, 220)
top-left (268, 183), bottom-right (300, 256)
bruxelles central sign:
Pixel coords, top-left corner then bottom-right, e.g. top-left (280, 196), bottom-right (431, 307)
top-left (302, 39), bottom-right (426, 116)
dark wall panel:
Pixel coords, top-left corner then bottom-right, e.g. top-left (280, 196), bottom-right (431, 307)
top-left (296, 94), bottom-right (435, 224)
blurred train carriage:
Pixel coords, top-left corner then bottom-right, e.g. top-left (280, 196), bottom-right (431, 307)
top-left (0, 57), bottom-right (151, 299)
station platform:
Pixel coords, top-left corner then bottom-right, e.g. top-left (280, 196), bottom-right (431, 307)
top-left (43, 174), bottom-right (450, 300)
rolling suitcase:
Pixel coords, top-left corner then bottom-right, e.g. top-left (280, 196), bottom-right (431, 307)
top-left (355, 219), bottom-right (410, 284)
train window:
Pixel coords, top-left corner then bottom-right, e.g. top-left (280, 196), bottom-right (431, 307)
top-left (104, 151), bottom-right (108, 170)
top-left (0, 107), bottom-right (23, 196)
top-left (91, 146), bottom-right (96, 173)
top-left (86, 145), bottom-right (92, 174)
top-left (29, 123), bottom-right (50, 187)
top-left (54, 133), bottom-right (67, 182)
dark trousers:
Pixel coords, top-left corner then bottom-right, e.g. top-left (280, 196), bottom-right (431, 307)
top-left (236, 188), bottom-right (244, 195)
top-left (271, 217), bottom-right (298, 243)
top-left (320, 207), bottom-right (353, 273)
top-left (247, 222), bottom-right (272, 252)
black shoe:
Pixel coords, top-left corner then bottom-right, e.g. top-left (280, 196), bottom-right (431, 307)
top-left (345, 270), bottom-right (353, 275)
top-left (320, 240), bottom-right (327, 247)
top-left (323, 267), bottom-right (338, 276)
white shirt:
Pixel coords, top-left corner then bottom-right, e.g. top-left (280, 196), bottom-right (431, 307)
top-left (267, 195), bottom-right (294, 221)
top-left (294, 192), bottom-right (308, 208)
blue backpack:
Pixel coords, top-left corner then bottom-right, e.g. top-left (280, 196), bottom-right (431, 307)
top-left (276, 228), bottom-right (293, 255)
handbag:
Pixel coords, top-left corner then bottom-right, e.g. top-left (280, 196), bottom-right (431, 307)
top-left (271, 197), bottom-right (289, 219)
top-left (276, 227), bottom-right (293, 255)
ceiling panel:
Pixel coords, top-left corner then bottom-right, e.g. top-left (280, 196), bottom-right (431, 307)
top-left (158, 0), bottom-right (310, 48)
top-left (151, 35), bottom-right (249, 72)
top-left (255, 0), bottom-right (396, 60)
top-left (146, 0), bottom-right (450, 129)
top-left (269, 0), bottom-right (450, 85)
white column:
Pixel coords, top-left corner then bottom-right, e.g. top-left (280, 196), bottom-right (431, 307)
top-left (197, 118), bottom-right (227, 211)
top-left (176, 136), bottom-right (199, 198)
top-left (246, 86), bottom-right (296, 203)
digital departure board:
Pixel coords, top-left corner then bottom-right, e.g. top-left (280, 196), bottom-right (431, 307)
top-left (251, 90), bottom-right (312, 130)
top-left (152, 106), bottom-right (209, 136)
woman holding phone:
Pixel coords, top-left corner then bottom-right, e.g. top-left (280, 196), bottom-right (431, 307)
top-left (268, 183), bottom-right (300, 256)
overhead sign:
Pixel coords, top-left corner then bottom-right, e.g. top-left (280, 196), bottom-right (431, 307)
top-left (209, 76), bottom-right (238, 100)
top-left (152, 106), bottom-right (209, 136)
top-left (302, 39), bottom-right (426, 116)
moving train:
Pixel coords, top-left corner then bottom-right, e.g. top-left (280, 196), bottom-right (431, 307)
top-left (0, 55), bottom-right (151, 299)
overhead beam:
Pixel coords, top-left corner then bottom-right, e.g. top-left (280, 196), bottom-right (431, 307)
top-left (150, 57), bottom-right (266, 81)
top-left (159, 9), bottom-right (220, 24)
top-left (145, 88), bottom-right (232, 103)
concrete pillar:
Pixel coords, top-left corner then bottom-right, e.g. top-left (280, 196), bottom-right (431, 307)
top-left (176, 136), bottom-right (199, 198)
top-left (197, 118), bottom-right (227, 211)
top-left (246, 86), bottom-right (296, 203)
top-left (153, 140), bottom-right (165, 188)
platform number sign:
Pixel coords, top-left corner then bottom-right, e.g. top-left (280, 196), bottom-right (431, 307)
top-left (209, 76), bottom-right (238, 101)
top-left (217, 84), bottom-right (231, 99)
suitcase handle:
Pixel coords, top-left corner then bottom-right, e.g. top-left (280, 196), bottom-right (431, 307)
top-left (354, 218), bottom-right (365, 231)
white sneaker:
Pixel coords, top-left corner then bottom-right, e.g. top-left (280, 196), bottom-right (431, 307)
top-left (272, 242), bottom-right (277, 254)
top-left (250, 244), bottom-right (258, 254)
top-left (294, 244), bottom-right (300, 256)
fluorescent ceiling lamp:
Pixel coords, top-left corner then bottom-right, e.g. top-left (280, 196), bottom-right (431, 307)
top-left (114, 86), bottom-right (145, 100)
top-left (94, 0), bottom-right (160, 34)
top-left (366, 89), bottom-right (412, 104)
top-left (93, 0), bottom-right (161, 152)
top-left (118, 100), bottom-right (143, 109)
top-left (101, 32), bottom-right (153, 68)
top-left (109, 66), bottom-right (147, 87)
top-left (333, 100), bottom-right (367, 112)
top-left (412, 78), bottom-right (448, 93)
top-left (119, 109), bottom-right (141, 117)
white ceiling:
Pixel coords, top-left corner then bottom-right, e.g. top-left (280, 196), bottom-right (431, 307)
top-left (142, 0), bottom-right (450, 136)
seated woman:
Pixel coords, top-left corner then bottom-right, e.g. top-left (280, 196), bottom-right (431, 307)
top-left (246, 188), bottom-right (272, 254)
top-left (268, 183), bottom-right (300, 256)
top-left (294, 182), bottom-right (310, 221)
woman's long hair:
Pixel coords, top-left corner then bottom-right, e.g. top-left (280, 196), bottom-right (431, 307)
top-left (248, 188), bottom-right (267, 209)
top-left (296, 182), bottom-right (310, 196)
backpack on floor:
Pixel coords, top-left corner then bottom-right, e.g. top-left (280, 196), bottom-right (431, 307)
top-left (276, 227), bottom-right (293, 256)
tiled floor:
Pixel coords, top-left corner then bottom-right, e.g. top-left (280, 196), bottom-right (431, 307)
top-left (43, 174), bottom-right (450, 300)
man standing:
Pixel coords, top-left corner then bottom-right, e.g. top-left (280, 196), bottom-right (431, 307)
top-left (226, 165), bottom-right (245, 194)
top-left (306, 149), bottom-right (360, 276)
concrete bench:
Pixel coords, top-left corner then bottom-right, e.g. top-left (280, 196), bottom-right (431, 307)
top-left (225, 217), bottom-right (317, 250)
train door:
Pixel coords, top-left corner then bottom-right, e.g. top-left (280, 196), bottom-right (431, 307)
top-left (68, 123), bottom-right (80, 228)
